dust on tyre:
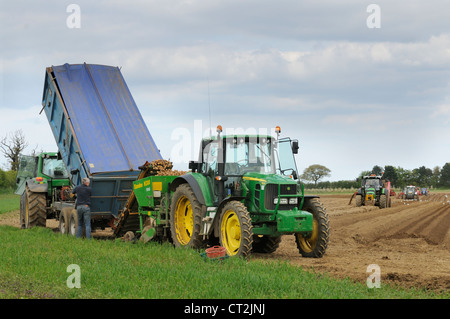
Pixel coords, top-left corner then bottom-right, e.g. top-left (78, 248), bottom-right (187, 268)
top-left (170, 183), bottom-right (203, 249)
top-left (295, 198), bottom-right (330, 258)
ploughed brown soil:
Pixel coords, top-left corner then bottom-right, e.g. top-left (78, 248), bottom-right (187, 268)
top-left (1, 193), bottom-right (449, 292)
top-left (252, 193), bottom-right (450, 292)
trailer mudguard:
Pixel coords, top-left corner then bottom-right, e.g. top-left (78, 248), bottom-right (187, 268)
top-left (170, 173), bottom-right (214, 207)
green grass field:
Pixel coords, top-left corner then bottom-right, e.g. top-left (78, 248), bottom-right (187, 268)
top-left (1, 190), bottom-right (448, 299)
top-left (0, 226), bottom-right (447, 299)
top-left (0, 193), bottom-right (20, 214)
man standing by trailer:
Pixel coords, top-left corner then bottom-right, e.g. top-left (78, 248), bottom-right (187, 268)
top-left (71, 178), bottom-right (92, 239)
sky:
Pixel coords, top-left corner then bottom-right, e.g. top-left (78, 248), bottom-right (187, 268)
top-left (0, 0), bottom-right (449, 181)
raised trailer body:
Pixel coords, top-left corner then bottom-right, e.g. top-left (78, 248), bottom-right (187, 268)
top-left (40, 63), bottom-right (161, 224)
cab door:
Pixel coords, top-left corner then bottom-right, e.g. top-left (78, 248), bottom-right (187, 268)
top-left (15, 155), bottom-right (38, 195)
top-left (202, 141), bottom-right (220, 202)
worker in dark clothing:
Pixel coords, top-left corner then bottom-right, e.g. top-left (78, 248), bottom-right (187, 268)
top-left (71, 177), bottom-right (92, 239)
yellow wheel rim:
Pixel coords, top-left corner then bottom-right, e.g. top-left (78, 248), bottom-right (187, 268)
top-left (25, 197), bottom-right (29, 227)
top-left (221, 209), bottom-right (241, 256)
top-left (174, 195), bottom-right (194, 245)
top-left (297, 218), bottom-right (319, 253)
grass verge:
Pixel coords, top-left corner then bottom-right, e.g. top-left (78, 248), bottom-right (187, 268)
top-left (0, 193), bottom-right (20, 214)
top-left (0, 225), bottom-right (447, 299)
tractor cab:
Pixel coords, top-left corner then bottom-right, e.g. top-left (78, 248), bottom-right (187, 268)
top-left (191, 125), bottom-right (300, 205)
top-left (15, 152), bottom-right (70, 196)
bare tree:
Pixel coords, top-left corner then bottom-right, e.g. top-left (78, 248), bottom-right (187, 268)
top-left (0, 130), bottom-right (29, 171)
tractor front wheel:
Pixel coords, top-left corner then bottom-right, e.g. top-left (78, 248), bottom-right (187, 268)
top-left (170, 184), bottom-right (203, 249)
top-left (295, 198), bottom-right (329, 258)
top-left (219, 201), bottom-right (253, 257)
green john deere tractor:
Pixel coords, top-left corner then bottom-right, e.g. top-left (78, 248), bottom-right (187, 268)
top-left (354, 174), bottom-right (391, 209)
top-left (115, 126), bottom-right (330, 258)
top-left (15, 152), bottom-right (72, 230)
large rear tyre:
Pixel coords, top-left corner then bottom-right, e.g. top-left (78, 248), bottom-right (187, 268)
top-left (355, 195), bottom-right (362, 207)
top-left (170, 184), bottom-right (203, 249)
top-left (21, 186), bottom-right (46, 229)
top-left (219, 201), bottom-right (253, 257)
top-left (295, 198), bottom-right (329, 258)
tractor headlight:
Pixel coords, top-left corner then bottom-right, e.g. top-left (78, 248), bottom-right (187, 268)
top-left (289, 198), bottom-right (298, 205)
top-left (274, 198), bottom-right (288, 205)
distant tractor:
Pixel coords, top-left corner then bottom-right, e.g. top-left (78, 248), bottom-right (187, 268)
top-left (353, 174), bottom-right (391, 209)
top-left (402, 185), bottom-right (418, 200)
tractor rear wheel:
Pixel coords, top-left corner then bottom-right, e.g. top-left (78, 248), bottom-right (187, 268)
top-left (295, 198), bottom-right (329, 258)
top-left (170, 184), bottom-right (203, 249)
top-left (355, 195), bottom-right (362, 207)
top-left (21, 186), bottom-right (46, 229)
top-left (219, 201), bottom-right (253, 257)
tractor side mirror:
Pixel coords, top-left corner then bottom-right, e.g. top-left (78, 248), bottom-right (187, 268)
top-left (70, 168), bottom-right (79, 175)
top-left (189, 161), bottom-right (200, 172)
top-left (292, 140), bottom-right (299, 154)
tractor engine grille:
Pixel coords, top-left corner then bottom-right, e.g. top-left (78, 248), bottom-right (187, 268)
top-left (264, 184), bottom-right (297, 210)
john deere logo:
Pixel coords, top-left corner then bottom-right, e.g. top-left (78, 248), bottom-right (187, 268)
top-left (287, 187), bottom-right (291, 191)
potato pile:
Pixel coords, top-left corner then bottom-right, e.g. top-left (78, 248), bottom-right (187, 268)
top-left (150, 159), bottom-right (187, 176)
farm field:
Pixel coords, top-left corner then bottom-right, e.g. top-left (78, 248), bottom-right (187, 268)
top-left (254, 193), bottom-right (450, 292)
top-left (0, 192), bottom-right (449, 297)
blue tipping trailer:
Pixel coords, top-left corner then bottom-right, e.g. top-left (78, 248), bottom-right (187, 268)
top-left (41, 63), bottom-right (161, 228)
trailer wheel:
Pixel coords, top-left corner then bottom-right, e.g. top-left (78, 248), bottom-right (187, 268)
top-left (22, 186), bottom-right (46, 229)
top-left (295, 198), bottom-right (329, 258)
top-left (59, 208), bottom-right (71, 234)
top-left (219, 200), bottom-right (253, 257)
top-left (170, 184), bottom-right (203, 249)
top-left (68, 209), bottom-right (78, 236)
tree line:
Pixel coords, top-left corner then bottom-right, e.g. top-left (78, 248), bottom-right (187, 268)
top-left (301, 163), bottom-right (450, 190)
